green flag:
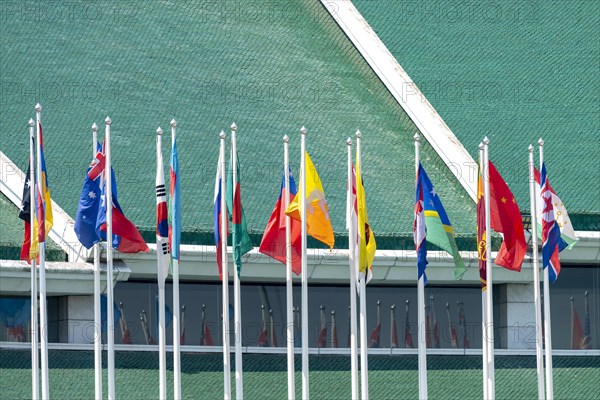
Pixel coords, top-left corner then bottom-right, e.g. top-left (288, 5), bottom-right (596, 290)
top-left (226, 148), bottom-right (252, 275)
top-left (419, 164), bottom-right (467, 279)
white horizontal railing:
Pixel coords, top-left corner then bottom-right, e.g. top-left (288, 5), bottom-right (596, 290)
top-left (1, 341), bottom-right (598, 356)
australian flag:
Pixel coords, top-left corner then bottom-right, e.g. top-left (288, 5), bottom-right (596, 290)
top-left (74, 142), bottom-right (148, 253)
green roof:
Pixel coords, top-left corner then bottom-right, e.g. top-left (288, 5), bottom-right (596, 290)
top-left (353, 0), bottom-right (600, 230)
top-left (1, 349), bottom-right (599, 399)
top-left (0, 193), bottom-right (64, 261)
top-left (0, 0), bottom-right (475, 249)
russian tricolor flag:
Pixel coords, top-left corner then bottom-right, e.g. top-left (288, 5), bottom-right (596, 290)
top-left (213, 150), bottom-right (225, 279)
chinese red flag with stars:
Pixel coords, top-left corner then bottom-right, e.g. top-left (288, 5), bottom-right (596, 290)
top-left (488, 161), bottom-right (527, 272)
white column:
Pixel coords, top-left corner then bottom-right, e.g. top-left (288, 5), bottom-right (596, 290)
top-left (300, 126), bottom-right (309, 400)
top-left (171, 118), bottom-right (182, 400)
top-left (29, 118), bottom-right (39, 400)
top-left (539, 138), bottom-right (554, 400)
top-left (92, 122), bottom-right (102, 400)
top-left (105, 116), bottom-right (116, 400)
top-left (283, 134), bottom-right (296, 400)
top-left (415, 132), bottom-right (427, 400)
top-left (157, 127), bottom-right (167, 400)
top-left (483, 137), bottom-right (495, 399)
top-left (528, 144), bottom-right (545, 399)
top-left (231, 122), bottom-right (244, 400)
top-left (356, 130), bottom-right (369, 400)
top-left (220, 131), bottom-right (232, 400)
top-left (347, 137), bottom-right (359, 400)
top-left (35, 103), bottom-right (50, 400)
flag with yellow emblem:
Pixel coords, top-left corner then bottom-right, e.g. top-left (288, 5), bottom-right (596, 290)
top-left (356, 157), bottom-right (376, 283)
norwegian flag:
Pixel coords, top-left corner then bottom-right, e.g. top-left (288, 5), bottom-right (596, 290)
top-left (540, 163), bottom-right (561, 283)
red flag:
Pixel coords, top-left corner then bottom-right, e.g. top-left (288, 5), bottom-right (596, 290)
top-left (571, 298), bottom-right (585, 350)
top-left (258, 306), bottom-right (269, 347)
top-left (404, 301), bottom-right (413, 348)
top-left (259, 173), bottom-right (301, 275)
top-left (202, 322), bottom-right (213, 346)
top-left (488, 161), bottom-right (527, 272)
top-left (331, 312), bottom-right (338, 349)
top-left (369, 301), bottom-right (381, 348)
top-left (317, 306), bottom-right (327, 348)
top-left (390, 305), bottom-right (398, 348)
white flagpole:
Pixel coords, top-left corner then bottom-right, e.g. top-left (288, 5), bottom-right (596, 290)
top-left (231, 122), bottom-right (244, 400)
top-left (157, 127), bottom-right (167, 400)
top-left (105, 116), bottom-right (116, 400)
top-left (171, 119), bottom-right (182, 400)
top-left (483, 137), bottom-right (495, 399)
top-left (528, 144), bottom-right (545, 400)
top-left (414, 132), bottom-right (427, 400)
top-left (283, 134), bottom-right (296, 400)
top-left (220, 131), bottom-right (232, 400)
top-left (539, 138), bottom-right (554, 399)
top-left (479, 142), bottom-right (488, 399)
top-left (92, 122), bottom-right (102, 400)
top-left (29, 118), bottom-right (39, 400)
top-left (347, 137), bottom-right (359, 400)
top-left (35, 103), bottom-right (50, 400)
top-left (356, 130), bottom-right (369, 400)
top-left (300, 126), bottom-right (309, 400)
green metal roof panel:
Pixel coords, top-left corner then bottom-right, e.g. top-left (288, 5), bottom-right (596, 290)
top-left (0, 350), bottom-right (599, 399)
top-left (0, 0), bottom-right (475, 247)
top-left (353, 0), bottom-right (600, 228)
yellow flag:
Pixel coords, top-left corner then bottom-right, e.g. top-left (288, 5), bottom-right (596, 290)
top-left (285, 152), bottom-right (335, 249)
top-left (356, 158), bottom-right (376, 279)
top-left (29, 216), bottom-right (40, 260)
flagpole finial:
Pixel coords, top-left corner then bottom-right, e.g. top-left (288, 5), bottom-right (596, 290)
top-left (170, 119), bottom-right (177, 128)
top-left (29, 118), bottom-right (34, 127)
top-left (445, 302), bottom-right (449, 308)
top-left (406, 299), bottom-right (410, 305)
top-left (570, 296), bottom-right (574, 302)
top-left (105, 116), bottom-right (112, 125)
top-left (231, 122), bottom-right (237, 132)
top-left (347, 137), bottom-right (352, 146)
top-left (538, 137), bottom-right (544, 146)
top-left (157, 127), bottom-right (163, 135)
top-left (585, 290), bottom-right (588, 297)
top-left (355, 129), bottom-right (362, 138)
top-left (377, 300), bottom-right (381, 306)
top-left (331, 310), bottom-right (335, 315)
top-left (300, 126), bottom-right (307, 135)
top-left (35, 103), bottom-right (42, 112)
top-left (391, 304), bottom-right (395, 310)
top-left (413, 132), bottom-right (420, 142)
top-left (483, 136), bottom-right (489, 145)
top-left (220, 130), bottom-right (226, 140)
top-left (479, 142), bottom-right (484, 150)
top-left (283, 134), bottom-right (289, 143)
top-left (320, 305), bottom-right (325, 310)
top-left (528, 144), bottom-right (533, 153)
top-left (92, 123), bottom-right (98, 132)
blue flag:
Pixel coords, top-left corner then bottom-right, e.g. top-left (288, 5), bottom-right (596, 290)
top-left (100, 294), bottom-right (121, 333)
top-left (155, 295), bottom-right (173, 338)
top-left (0, 297), bottom-right (31, 328)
